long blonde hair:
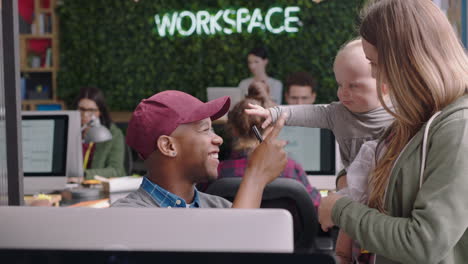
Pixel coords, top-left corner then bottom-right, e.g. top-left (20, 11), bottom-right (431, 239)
top-left (360, 0), bottom-right (468, 212)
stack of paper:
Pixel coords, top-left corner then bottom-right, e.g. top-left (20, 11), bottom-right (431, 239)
top-left (94, 176), bottom-right (143, 193)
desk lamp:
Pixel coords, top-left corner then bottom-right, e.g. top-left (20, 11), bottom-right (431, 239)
top-left (82, 117), bottom-right (112, 143)
top-left (69, 117), bottom-right (112, 200)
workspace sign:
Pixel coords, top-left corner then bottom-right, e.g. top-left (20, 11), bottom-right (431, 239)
top-left (153, 6), bottom-right (301, 37)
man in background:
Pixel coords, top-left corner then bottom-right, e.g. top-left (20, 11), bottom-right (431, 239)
top-left (284, 72), bottom-right (317, 105)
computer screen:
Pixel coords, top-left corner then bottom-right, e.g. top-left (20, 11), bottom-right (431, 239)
top-left (22, 111), bottom-right (82, 195)
top-left (22, 116), bottom-right (67, 175)
top-left (0, 207), bottom-right (293, 253)
top-left (207, 87), bottom-right (242, 111)
top-left (279, 127), bottom-right (341, 190)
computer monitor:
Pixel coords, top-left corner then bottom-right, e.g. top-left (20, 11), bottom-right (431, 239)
top-left (207, 87), bottom-right (242, 111)
top-left (0, 207), bottom-right (293, 253)
top-left (279, 127), bottom-right (341, 190)
top-left (21, 111), bottom-right (82, 195)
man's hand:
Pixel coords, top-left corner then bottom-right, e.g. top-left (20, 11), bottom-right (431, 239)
top-left (318, 192), bottom-right (343, 231)
top-left (232, 113), bottom-right (288, 208)
top-left (245, 103), bottom-right (273, 129)
top-left (245, 113), bottom-right (288, 185)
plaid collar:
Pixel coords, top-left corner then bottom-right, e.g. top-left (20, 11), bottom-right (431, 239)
top-left (229, 149), bottom-right (250, 159)
top-left (141, 177), bottom-right (200, 208)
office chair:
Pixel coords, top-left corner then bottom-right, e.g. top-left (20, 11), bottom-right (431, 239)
top-left (205, 177), bottom-right (319, 253)
top-left (124, 144), bottom-right (133, 175)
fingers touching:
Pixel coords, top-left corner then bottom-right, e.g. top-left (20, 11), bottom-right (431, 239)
top-left (265, 113), bottom-right (287, 140)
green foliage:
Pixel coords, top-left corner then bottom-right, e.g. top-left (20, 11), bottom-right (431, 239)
top-left (57, 0), bottom-right (365, 110)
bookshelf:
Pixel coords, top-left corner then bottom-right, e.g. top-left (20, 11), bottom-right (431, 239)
top-left (19, 0), bottom-right (61, 110)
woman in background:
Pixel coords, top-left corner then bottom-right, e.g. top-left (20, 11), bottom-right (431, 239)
top-left (247, 80), bottom-right (276, 108)
top-left (217, 98), bottom-right (320, 208)
top-left (238, 47), bottom-right (283, 104)
top-left (75, 86), bottom-right (126, 179)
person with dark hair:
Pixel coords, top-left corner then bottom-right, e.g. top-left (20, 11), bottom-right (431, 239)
top-left (74, 86), bottom-right (126, 180)
top-left (216, 98), bottom-right (321, 208)
top-left (284, 72), bottom-right (317, 105)
top-left (238, 47), bottom-right (283, 104)
top-left (246, 80), bottom-right (276, 108)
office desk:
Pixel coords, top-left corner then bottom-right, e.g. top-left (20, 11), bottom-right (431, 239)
top-left (24, 194), bottom-right (62, 207)
top-left (60, 186), bottom-right (130, 207)
top-left (1, 250), bottom-right (336, 264)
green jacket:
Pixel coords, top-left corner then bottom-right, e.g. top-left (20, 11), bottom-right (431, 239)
top-left (84, 123), bottom-right (126, 179)
top-left (332, 95), bottom-right (468, 264)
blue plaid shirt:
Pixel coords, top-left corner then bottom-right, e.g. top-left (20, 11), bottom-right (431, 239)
top-left (141, 177), bottom-right (201, 208)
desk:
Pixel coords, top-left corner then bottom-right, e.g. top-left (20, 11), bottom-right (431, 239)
top-left (0, 250), bottom-right (336, 264)
top-left (59, 186), bottom-right (131, 208)
top-left (109, 111), bottom-right (133, 123)
top-left (24, 194), bottom-right (62, 207)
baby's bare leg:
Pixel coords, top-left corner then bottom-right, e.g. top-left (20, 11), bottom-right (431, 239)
top-left (335, 229), bottom-right (353, 264)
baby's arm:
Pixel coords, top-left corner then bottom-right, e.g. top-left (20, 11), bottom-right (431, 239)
top-left (245, 103), bottom-right (336, 129)
top-left (269, 104), bottom-right (335, 129)
top-left (244, 103), bottom-right (276, 129)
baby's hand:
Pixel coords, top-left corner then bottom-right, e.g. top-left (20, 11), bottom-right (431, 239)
top-left (244, 103), bottom-right (272, 128)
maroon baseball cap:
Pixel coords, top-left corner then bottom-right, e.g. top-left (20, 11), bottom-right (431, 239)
top-left (126, 90), bottom-right (230, 160)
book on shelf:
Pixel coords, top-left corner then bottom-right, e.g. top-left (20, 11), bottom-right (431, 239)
top-left (20, 77), bottom-right (27, 100)
top-left (38, 13), bottom-right (44, 34)
top-left (19, 15), bottom-right (31, 34)
top-left (29, 54), bottom-right (41, 68)
top-left (46, 14), bottom-right (52, 33)
top-left (31, 21), bottom-right (36, 34)
top-left (45, 48), bottom-right (52, 67)
top-left (31, 13), bottom-right (52, 35)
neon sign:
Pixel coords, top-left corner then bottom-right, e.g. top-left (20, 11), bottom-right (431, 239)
top-left (154, 7), bottom-right (301, 37)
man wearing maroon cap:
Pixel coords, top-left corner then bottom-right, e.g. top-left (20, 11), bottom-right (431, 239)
top-left (112, 90), bottom-right (288, 208)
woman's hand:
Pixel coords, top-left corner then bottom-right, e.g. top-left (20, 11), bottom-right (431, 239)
top-left (244, 103), bottom-right (273, 129)
top-left (318, 192), bottom-right (343, 231)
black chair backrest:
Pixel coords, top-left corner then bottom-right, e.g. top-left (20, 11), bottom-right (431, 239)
top-left (205, 178), bottom-right (318, 252)
top-left (124, 143), bottom-right (133, 175)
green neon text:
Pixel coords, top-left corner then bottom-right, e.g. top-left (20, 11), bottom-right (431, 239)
top-left (154, 7), bottom-right (301, 37)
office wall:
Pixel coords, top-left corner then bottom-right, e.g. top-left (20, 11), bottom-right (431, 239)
top-left (56, 0), bottom-right (365, 111)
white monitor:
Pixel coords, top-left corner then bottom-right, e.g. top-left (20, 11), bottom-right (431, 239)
top-left (21, 111), bottom-right (83, 195)
top-left (279, 126), bottom-right (341, 190)
top-left (207, 87), bottom-right (242, 111)
top-left (0, 207), bottom-right (293, 253)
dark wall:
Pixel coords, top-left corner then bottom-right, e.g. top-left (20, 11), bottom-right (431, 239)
top-left (57, 0), bottom-right (365, 111)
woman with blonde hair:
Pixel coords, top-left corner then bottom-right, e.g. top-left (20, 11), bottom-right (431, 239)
top-left (318, 0), bottom-right (468, 263)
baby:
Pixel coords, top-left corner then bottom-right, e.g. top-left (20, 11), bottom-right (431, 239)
top-left (246, 38), bottom-right (394, 263)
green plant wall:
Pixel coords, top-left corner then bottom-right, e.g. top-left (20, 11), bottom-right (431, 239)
top-left (57, 0), bottom-right (365, 111)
